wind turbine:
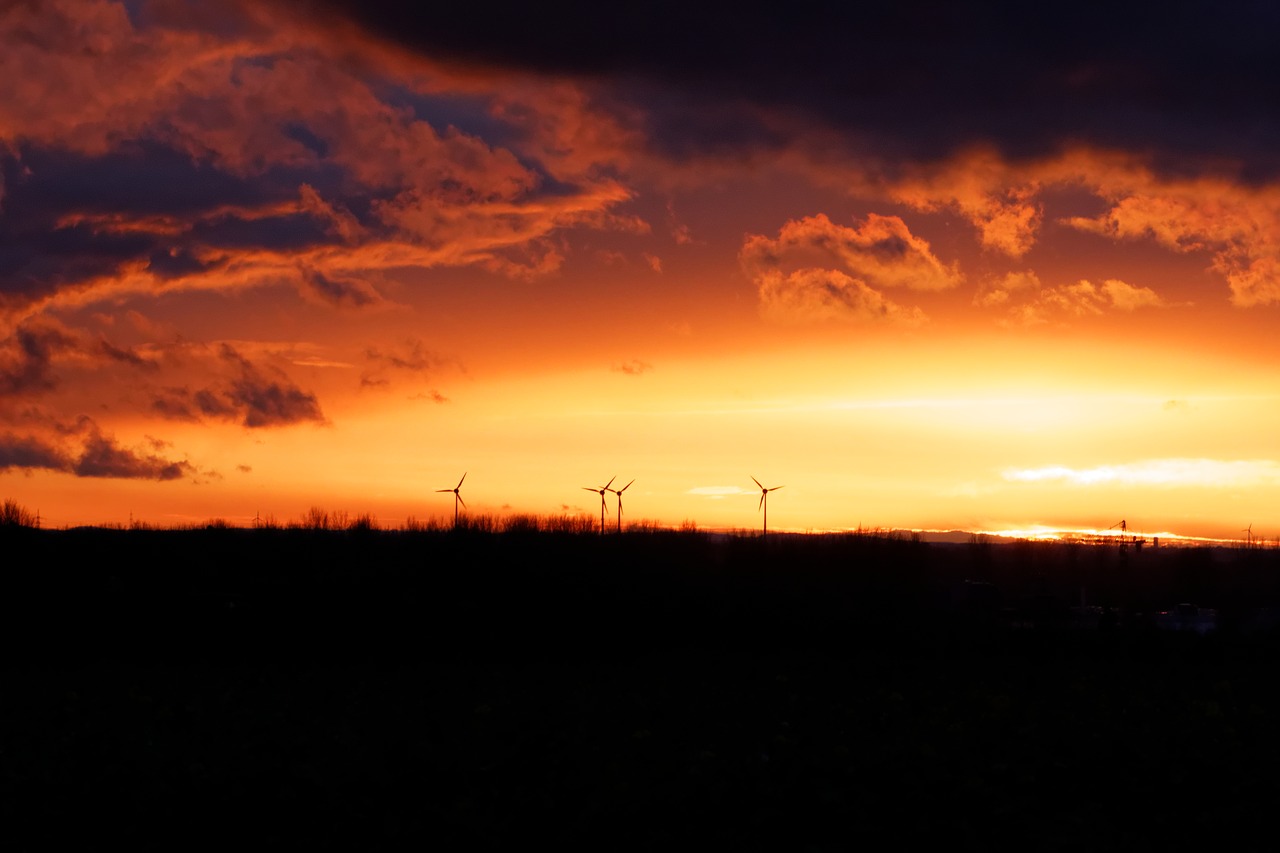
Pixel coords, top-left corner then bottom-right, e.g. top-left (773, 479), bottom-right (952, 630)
top-left (752, 476), bottom-right (784, 536)
top-left (583, 476), bottom-right (615, 534)
top-left (1244, 523), bottom-right (1254, 549)
top-left (608, 479), bottom-right (635, 533)
top-left (437, 473), bottom-right (467, 527)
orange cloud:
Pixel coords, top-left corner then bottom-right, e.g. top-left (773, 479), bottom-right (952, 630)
top-left (755, 268), bottom-right (927, 326)
top-left (974, 270), bottom-right (1041, 307)
top-left (742, 213), bottom-right (962, 291)
top-left (0, 1), bottom-right (644, 322)
top-left (1062, 173), bottom-right (1280, 307)
top-left (889, 149), bottom-right (1043, 257)
top-left (740, 213), bottom-right (960, 324)
top-left (879, 146), bottom-right (1280, 307)
top-left (1100, 279), bottom-right (1167, 312)
top-left (1002, 278), bottom-right (1168, 325)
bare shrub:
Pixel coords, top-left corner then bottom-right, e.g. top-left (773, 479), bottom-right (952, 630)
top-left (348, 512), bottom-right (378, 532)
top-left (539, 514), bottom-right (596, 534)
top-left (402, 515), bottom-right (450, 532)
top-left (458, 513), bottom-right (498, 533)
top-left (0, 498), bottom-right (37, 528)
top-left (298, 506), bottom-right (331, 530)
top-left (502, 514), bottom-right (541, 534)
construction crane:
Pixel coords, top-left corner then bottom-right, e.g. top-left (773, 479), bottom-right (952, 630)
top-left (1108, 519), bottom-right (1146, 551)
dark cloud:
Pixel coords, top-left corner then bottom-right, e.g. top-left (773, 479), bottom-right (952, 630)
top-left (0, 432), bottom-right (70, 473)
top-left (190, 211), bottom-right (334, 251)
top-left (0, 426), bottom-right (195, 481)
top-left (363, 340), bottom-right (448, 390)
top-left (0, 142), bottom-right (367, 309)
top-left (150, 392), bottom-right (198, 421)
top-left (298, 266), bottom-right (383, 308)
top-left (0, 217), bottom-right (153, 303)
top-left (365, 339), bottom-right (441, 372)
top-left (225, 371), bottom-right (326, 428)
top-left (0, 323), bottom-right (75, 397)
top-left (150, 348), bottom-right (327, 428)
top-left (97, 339), bottom-right (160, 371)
top-left (2, 323), bottom-right (164, 405)
top-left (0, 145), bottom-right (313, 305)
top-left (192, 387), bottom-right (237, 418)
top-left (146, 247), bottom-right (215, 280)
top-left (6, 142), bottom-right (277, 218)
top-left (73, 431), bottom-right (194, 480)
top-left (220, 345), bottom-right (327, 428)
top-left (307, 0), bottom-right (1280, 176)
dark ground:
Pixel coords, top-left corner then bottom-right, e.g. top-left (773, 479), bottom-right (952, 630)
top-left (4, 527), bottom-right (1280, 849)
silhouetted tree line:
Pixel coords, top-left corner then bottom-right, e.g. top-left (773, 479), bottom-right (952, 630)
top-left (5, 522), bottom-right (1280, 658)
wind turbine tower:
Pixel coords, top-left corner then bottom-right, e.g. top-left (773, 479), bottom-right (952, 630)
top-left (752, 476), bottom-right (784, 537)
top-left (583, 476), bottom-right (615, 534)
top-left (437, 473), bottom-right (467, 528)
top-left (609, 479), bottom-right (635, 533)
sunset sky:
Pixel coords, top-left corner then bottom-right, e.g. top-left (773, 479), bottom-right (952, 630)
top-left (3, 0), bottom-right (1280, 539)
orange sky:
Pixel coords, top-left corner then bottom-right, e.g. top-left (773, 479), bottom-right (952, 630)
top-left (3, 1), bottom-right (1280, 540)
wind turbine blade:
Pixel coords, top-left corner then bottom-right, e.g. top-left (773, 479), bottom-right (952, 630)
top-left (457, 494), bottom-right (467, 510)
top-left (604, 476), bottom-right (616, 490)
top-left (436, 489), bottom-right (452, 493)
top-left (456, 472), bottom-right (467, 489)
top-left (758, 493), bottom-right (765, 511)
top-left (583, 486), bottom-right (597, 492)
top-left (751, 475), bottom-right (763, 490)
top-left (620, 479), bottom-right (635, 493)
top-left (772, 485), bottom-right (784, 491)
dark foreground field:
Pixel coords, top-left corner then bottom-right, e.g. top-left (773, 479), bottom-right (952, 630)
top-left (5, 527), bottom-right (1280, 849)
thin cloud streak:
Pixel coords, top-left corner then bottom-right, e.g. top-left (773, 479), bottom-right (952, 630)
top-left (1004, 459), bottom-right (1280, 488)
top-left (688, 486), bottom-right (750, 497)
